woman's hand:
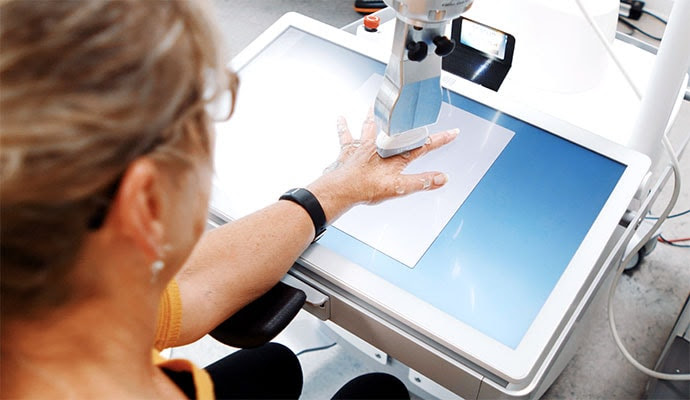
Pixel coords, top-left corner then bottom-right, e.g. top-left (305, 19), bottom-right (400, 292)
top-left (176, 110), bottom-right (457, 342)
top-left (307, 109), bottom-right (459, 223)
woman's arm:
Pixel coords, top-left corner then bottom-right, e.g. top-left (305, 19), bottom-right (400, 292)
top-left (173, 114), bottom-right (458, 345)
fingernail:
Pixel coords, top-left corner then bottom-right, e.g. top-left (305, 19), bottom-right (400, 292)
top-left (449, 128), bottom-right (460, 138)
top-left (433, 173), bottom-right (448, 185)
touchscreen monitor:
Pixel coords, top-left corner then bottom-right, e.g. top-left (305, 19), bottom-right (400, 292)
top-left (211, 14), bottom-right (649, 382)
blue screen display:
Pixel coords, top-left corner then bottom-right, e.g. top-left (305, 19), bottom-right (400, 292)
top-left (320, 88), bottom-right (625, 347)
top-left (247, 28), bottom-right (626, 348)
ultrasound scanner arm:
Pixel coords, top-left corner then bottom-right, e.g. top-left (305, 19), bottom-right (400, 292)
top-left (374, 0), bottom-right (474, 157)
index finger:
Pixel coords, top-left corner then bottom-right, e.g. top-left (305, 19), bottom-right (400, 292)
top-left (407, 128), bottom-right (459, 160)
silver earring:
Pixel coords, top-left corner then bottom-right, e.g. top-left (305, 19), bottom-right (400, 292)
top-left (151, 260), bottom-right (165, 283)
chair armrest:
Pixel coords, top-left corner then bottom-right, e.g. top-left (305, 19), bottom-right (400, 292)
top-left (209, 281), bottom-right (306, 348)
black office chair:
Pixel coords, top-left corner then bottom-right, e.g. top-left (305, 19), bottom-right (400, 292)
top-left (209, 281), bottom-right (306, 348)
top-left (354, 0), bottom-right (386, 14)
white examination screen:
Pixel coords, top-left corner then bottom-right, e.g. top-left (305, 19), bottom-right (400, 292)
top-left (212, 26), bottom-right (628, 349)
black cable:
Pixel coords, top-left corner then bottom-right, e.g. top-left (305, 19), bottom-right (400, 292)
top-left (642, 9), bottom-right (668, 24)
top-left (618, 16), bottom-right (663, 41)
top-left (295, 342), bottom-right (337, 356)
top-left (618, 13), bottom-right (637, 36)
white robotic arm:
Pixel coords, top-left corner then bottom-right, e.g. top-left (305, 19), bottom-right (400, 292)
top-left (374, 0), bottom-right (474, 157)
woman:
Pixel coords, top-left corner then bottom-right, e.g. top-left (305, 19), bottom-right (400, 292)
top-left (0, 0), bottom-right (457, 398)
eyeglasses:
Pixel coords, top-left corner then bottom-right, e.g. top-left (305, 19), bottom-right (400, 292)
top-left (204, 67), bottom-right (237, 122)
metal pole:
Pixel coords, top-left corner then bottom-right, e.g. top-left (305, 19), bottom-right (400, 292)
top-left (628, 0), bottom-right (690, 167)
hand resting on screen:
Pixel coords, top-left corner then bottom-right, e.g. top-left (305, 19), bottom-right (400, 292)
top-left (307, 108), bottom-right (459, 224)
top-left (175, 108), bottom-right (458, 345)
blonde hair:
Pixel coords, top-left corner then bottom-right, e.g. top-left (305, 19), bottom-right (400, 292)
top-left (0, 0), bottom-right (237, 319)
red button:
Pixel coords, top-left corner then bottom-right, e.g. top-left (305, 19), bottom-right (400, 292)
top-left (363, 15), bottom-right (380, 31)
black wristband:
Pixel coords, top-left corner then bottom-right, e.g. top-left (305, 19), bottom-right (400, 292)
top-left (280, 188), bottom-right (327, 242)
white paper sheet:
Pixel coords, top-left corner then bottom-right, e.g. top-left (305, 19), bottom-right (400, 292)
top-left (332, 100), bottom-right (515, 268)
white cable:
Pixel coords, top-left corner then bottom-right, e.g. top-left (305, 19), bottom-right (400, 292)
top-left (609, 134), bottom-right (685, 381)
top-left (575, 0), bottom-right (689, 381)
top-left (575, 0), bottom-right (642, 99)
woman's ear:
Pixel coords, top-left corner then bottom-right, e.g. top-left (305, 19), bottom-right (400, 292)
top-left (105, 157), bottom-right (166, 260)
